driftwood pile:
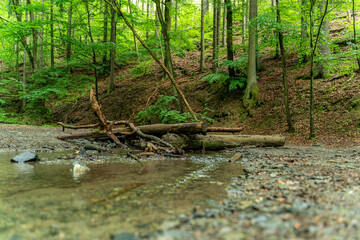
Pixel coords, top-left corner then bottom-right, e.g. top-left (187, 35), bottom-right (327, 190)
top-left (57, 89), bottom-right (285, 155)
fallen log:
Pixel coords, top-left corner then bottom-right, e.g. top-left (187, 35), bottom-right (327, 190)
top-left (57, 122), bottom-right (207, 140)
top-left (162, 134), bottom-right (285, 150)
top-left (207, 127), bottom-right (243, 133)
top-left (115, 122), bottom-right (207, 136)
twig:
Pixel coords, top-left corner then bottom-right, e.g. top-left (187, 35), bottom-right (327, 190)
top-left (126, 121), bottom-right (174, 148)
top-left (91, 183), bottom-right (145, 202)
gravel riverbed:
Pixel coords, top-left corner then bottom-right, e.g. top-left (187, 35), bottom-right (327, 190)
top-left (1, 124), bottom-right (360, 239)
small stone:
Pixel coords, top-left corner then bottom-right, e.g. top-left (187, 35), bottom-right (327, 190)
top-left (11, 151), bottom-right (39, 163)
top-left (270, 173), bottom-right (277, 178)
top-left (158, 220), bottom-right (181, 231)
top-left (111, 232), bottom-right (137, 240)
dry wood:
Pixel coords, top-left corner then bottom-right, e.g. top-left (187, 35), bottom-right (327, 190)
top-left (91, 183), bottom-right (145, 202)
top-left (228, 152), bottom-right (243, 162)
top-left (163, 134), bottom-right (285, 150)
top-left (58, 122), bottom-right (207, 140)
top-left (89, 89), bottom-right (127, 148)
top-left (207, 127), bottom-right (243, 132)
top-left (126, 121), bottom-right (174, 148)
top-left (58, 122), bottom-right (100, 131)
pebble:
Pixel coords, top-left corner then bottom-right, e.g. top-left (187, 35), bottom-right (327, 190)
top-left (11, 151), bottom-right (39, 163)
top-left (110, 232), bottom-right (137, 240)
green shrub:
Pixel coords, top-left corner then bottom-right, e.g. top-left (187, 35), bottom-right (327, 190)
top-left (136, 95), bottom-right (213, 124)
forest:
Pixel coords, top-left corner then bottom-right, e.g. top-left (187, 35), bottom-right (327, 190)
top-left (0, 0), bottom-right (359, 144)
top-left (0, 0), bottom-right (360, 238)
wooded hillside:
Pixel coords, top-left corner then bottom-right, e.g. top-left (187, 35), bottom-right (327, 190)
top-left (0, 0), bottom-right (359, 146)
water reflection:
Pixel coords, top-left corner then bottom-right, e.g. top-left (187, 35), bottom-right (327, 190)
top-left (0, 151), bottom-right (243, 239)
top-left (15, 162), bottom-right (35, 174)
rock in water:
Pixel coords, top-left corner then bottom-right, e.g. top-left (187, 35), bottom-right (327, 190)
top-left (11, 152), bottom-right (39, 163)
top-left (72, 161), bottom-right (90, 180)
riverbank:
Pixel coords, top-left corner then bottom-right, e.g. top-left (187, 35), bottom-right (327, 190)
top-left (1, 124), bottom-right (360, 239)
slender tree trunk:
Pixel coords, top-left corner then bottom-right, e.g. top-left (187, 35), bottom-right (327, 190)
top-left (39, 0), bottom-right (44, 69)
top-left (109, 7), bottom-right (116, 93)
top-left (23, 11), bottom-right (28, 111)
top-left (272, 0), bottom-right (279, 58)
top-left (13, 0), bottom-right (35, 71)
top-left (66, 1), bottom-right (73, 69)
top-left (243, 0), bottom-right (258, 112)
top-left (103, 2), bottom-right (109, 64)
top-left (276, 0), bottom-right (295, 132)
top-left (299, 0), bottom-right (309, 63)
top-left (217, 0), bottom-right (221, 49)
top-left (226, 0), bottom-right (235, 77)
top-left (50, 1), bottom-right (55, 67)
top-left (212, 0), bottom-right (219, 73)
top-left (128, 0), bottom-right (138, 53)
top-left (146, 0), bottom-right (150, 41)
top-left (85, 0), bottom-right (99, 101)
top-left (16, 43), bottom-right (19, 79)
top-left (314, 0), bottom-right (330, 79)
top-left (155, 0), bottom-right (182, 111)
top-left (353, 0), bottom-right (360, 69)
top-left (174, 0), bottom-right (178, 31)
top-left (27, 0), bottom-right (38, 72)
top-left (165, 0), bottom-right (172, 32)
top-left (241, 0), bottom-right (246, 45)
top-left (200, 0), bottom-right (206, 72)
top-left (309, 0), bottom-right (328, 139)
top-left (222, 0), bottom-right (226, 46)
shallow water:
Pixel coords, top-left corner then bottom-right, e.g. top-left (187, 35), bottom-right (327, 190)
top-left (0, 151), bottom-right (243, 239)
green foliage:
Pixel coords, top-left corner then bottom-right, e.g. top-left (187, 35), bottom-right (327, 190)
top-left (136, 95), bottom-right (213, 124)
top-left (130, 59), bottom-right (154, 78)
top-left (202, 63), bottom-right (247, 92)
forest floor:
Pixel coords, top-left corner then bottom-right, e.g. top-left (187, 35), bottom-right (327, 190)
top-left (52, 40), bottom-right (360, 149)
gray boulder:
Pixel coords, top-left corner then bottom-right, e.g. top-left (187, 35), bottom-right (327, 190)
top-left (11, 151), bottom-right (39, 163)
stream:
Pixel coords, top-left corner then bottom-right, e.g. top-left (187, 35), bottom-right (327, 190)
top-left (0, 150), bottom-right (243, 240)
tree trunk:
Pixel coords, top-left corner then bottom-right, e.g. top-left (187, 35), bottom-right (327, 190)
top-left (155, 0), bottom-right (182, 111)
top-left (314, 0), bottom-right (330, 79)
top-left (58, 122), bottom-right (208, 139)
top-left (299, 0), bottom-right (309, 63)
top-left (272, 0), bottom-right (279, 58)
top-left (174, 0), bottom-right (178, 31)
top-left (222, 0), bottom-right (226, 46)
top-left (13, 0), bottom-right (35, 71)
top-left (66, 1), bottom-right (73, 68)
top-left (165, 0), bottom-right (172, 32)
top-left (243, 0), bottom-right (258, 113)
top-left (128, 0), bottom-right (138, 53)
top-left (39, 0), bottom-right (44, 69)
top-left (103, 2), bottom-right (109, 64)
top-left (353, 0), bottom-right (360, 69)
top-left (22, 37), bottom-right (27, 111)
top-left (200, 0), bottom-right (206, 72)
top-left (146, 0), bottom-right (150, 41)
top-left (212, 0), bottom-right (219, 73)
top-left (109, 7), bottom-right (116, 93)
top-left (241, 0), bottom-right (246, 45)
top-left (163, 134), bottom-right (286, 150)
top-left (85, 0), bottom-right (99, 101)
top-left (50, 1), bottom-right (55, 67)
top-left (226, 0), bottom-right (235, 77)
top-left (27, 0), bottom-right (38, 72)
top-left (276, 0), bottom-right (295, 133)
top-left (309, 0), bottom-right (328, 139)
